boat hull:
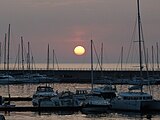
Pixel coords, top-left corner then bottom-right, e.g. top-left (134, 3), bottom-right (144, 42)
top-left (82, 104), bottom-right (110, 114)
top-left (141, 100), bottom-right (160, 111)
top-left (111, 99), bottom-right (160, 111)
top-left (111, 100), bottom-right (141, 111)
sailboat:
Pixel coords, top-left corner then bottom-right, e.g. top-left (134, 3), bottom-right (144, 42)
top-left (81, 40), bottom-right (111, 114)
top-left (110, 0), bottom-right (160, 111)
top-left (92, 42), bottom-right (117, 100)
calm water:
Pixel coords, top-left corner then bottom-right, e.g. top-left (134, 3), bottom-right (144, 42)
top-left (1, 83), bottom-right (160, 120)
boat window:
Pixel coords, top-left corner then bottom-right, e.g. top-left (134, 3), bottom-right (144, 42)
top-left (147, 97), bottom-right (152, 100)
top-left (134, 97), bottom-right (138, 100)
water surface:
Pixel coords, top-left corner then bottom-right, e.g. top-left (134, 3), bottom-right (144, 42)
top-left (0, 83), bottom-right (160, 120)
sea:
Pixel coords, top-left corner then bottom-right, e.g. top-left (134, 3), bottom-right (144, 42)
top-left (0, 83), bottom-right (160, 120)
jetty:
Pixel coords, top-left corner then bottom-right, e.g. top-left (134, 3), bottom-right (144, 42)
top-left (0, 69), bottom-right (159, 84)
top-left (0, 106), bottom-right (81, 112)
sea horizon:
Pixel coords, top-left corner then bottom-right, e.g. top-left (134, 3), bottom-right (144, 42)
top-left (0, 63), bottom-right (159, 71)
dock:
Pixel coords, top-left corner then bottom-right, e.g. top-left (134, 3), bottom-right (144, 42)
top-left (4, 97), bottom-right (32, 101)
top-left (0, 106), bottom-right (81, 112)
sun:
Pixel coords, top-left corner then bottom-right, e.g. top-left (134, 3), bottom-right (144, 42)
top-left (74, 46), bottom-right (85, 55)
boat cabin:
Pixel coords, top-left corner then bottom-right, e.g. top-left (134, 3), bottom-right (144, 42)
top-left (118, 92), bottom-right (153, 101)
top-left (36, 86), bottom-right (54, 93)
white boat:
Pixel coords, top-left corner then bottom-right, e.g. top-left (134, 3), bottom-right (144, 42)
top-left (110, 91), bottom-right (152, 111)
top-left (24, 73), bottom-right (51, 83)
top-left (32, 86), bottom-right (58, 106)
top-left (92, 85), bottom-right (117, 100)
top-left (37, 90), bottom-right (82, 107)
top-left (110, 0), bottom-right (160, 112)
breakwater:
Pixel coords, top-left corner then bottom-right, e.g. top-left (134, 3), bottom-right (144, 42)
top-left (0, 69), bottom-right (160, 83)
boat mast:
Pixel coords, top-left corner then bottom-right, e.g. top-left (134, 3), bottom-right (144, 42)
top-left (53, 49), bottom-right (54, 70)
top-left (137, 0), bottom-right (143, 92)
top-left (21, 36), bottom-right (24, 70)
top-left (31, 56), bottom-right (34, 70)
top-left (4, 33), bottom-right (7, 70)
top-left (137, 0), bottom-right (143, 76)
top-left (7, 24), bottom-right (11, 104)
top-left (121, 46), bottom-right (123, 71)
top-left (152, 45), bottom-right (154, 77)
top-left (91, 40), bottom-right (93, 91)
top-left (27, 42), bottom-right (30, 70)
top-left (18, 44), bottom-right (20, 70)
top-left (156, 42), bottom-right (159, 70)
top-left (0, 42), bottom-right (1, 69)
top-left (47, 44), bottom-right (49, 70)
top-left (7, 24), bottom-right (10, 70)
top-left (101, 43), bottom-right (103, 77)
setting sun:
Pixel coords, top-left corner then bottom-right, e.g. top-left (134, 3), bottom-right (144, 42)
top-left (74, 46), bottom-right (85, 55)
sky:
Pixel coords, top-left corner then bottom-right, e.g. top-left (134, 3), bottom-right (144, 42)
top-left (0, 0), bottom-right (160, 64)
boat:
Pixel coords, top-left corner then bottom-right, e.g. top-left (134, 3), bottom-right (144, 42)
top-left (15, 73), bottom-right (60, 84)
top-left (110, 91), bottom-right (153, 111)
top-left (92, 85), bottom-right (117, 100)
top-left (127, 76), bottom-right (156, 85)
top-left (23, 73), bottom-right (53, 83)
top-left (37, 90), bottom-right (82, 107)
top-left (72, 89), bottom-right (89, 102)
top-left (110, 0), bottom-right (160, 112)
top-left (0, 115), bottom-right (5, 120)
top-left (32, 86), bottom-right (58, 107)
top-left (32, 86), bottom-right (82, 108)
top-left (81, 94), bottom-right (111, 114)
top-left (0, 95), bottom-right (15, 108)
top-left (81, 40), bottom-right (111, 114)
top-left (0, 74), bottom-right (16, 84)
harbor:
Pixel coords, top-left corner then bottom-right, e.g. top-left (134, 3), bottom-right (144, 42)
top-left (0, 0), bottom-right (160, 119)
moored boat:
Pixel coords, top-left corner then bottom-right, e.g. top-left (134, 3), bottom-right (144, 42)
top-left (81, 94), bottom-right (111, 114)
top-left (110, 0), bottom-right (160, 112)
top-left (32, 86), bottom-right (57, 107)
